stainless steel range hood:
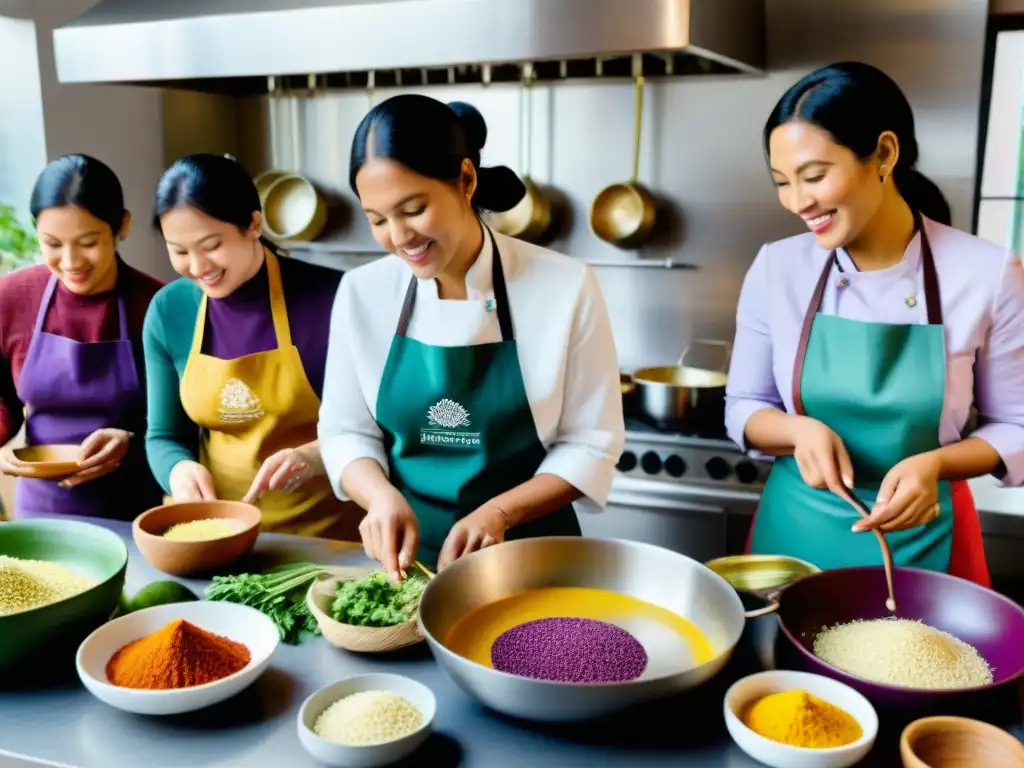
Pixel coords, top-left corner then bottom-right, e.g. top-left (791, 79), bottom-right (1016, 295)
top-left (53, 0), bottom-right (765, 86)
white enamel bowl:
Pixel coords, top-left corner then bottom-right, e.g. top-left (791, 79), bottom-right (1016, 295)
top-left (297, 673), bottom-right (436, 767)
top-left (76, 601), bottom-right (279, 715)
top-left (724, 670), bottom-right (878, 768)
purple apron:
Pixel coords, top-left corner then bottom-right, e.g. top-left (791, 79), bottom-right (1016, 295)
top-left (13, 274), bottom-right (161, 519)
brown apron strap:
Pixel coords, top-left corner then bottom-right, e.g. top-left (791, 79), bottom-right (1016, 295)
top-left (791, 253), bottom-right (835, 417)
top-left (790, 226), bottom-right (943, 417)
top-left (920, 228), bottom-right (943, 325)
top-left (395, 276), bottom-right (418, 338)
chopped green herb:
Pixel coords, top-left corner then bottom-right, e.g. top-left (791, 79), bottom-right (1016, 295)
top-left (204, 562), bottom-right (329, 645)
top-left (330, 571), bottom-right (427, 627)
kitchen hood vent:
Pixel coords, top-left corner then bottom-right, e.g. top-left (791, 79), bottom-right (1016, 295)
top-left (53, 0), bottom-right (765, 91)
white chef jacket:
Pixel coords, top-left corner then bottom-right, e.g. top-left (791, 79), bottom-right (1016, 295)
top-left (318, 228), bottom-right (625, 515)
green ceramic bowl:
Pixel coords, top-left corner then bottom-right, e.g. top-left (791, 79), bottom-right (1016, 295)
top-left (0, 519), bottom-right (128, 672)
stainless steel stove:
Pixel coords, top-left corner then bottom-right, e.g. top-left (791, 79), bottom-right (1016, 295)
top-left (577, 419), bottom-right (771, 563)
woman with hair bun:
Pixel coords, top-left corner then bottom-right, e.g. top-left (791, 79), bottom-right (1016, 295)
top-left (319, 95), bottom-right (624, 573)
top-left (0, 154), bottom-right (164, 518)
top-left (727, 62), bottom-right (1024, 585)
top-left (144, 153), bottom-right (360, 539)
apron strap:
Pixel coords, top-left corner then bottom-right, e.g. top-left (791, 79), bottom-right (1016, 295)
top-left (791, 224), bottom-right (943, 417)
top-left (264, 250), bottom-right (294, 349)
top-left (33, 276), bottom-right (59, 335)
top-left (395, 225), bottom-right (514, 340)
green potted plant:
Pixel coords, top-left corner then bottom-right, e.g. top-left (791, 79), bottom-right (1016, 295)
top-left (0, 203), bottom-right (39, 274)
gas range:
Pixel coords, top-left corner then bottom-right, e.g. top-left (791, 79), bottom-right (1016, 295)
top-left (581, 418), bottom-right (769, 562)
top-left (617, 418), bottom-right (769, 493)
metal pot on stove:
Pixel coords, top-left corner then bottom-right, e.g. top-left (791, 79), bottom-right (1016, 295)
top-left (632, 339), bottom-right (731, 429)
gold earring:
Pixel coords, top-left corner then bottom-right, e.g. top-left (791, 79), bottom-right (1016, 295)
top-left (879, 167), bottom-right (887, 183)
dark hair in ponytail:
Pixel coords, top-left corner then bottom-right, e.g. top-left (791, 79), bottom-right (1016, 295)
top-left (30, 154), bottom-right (127, 235)
top-left (153, 153), bottom-right (279, 253)
top-left (764, 61), bottom-right (952, 226)
top-left (349, 94), bottom-right (525, 213)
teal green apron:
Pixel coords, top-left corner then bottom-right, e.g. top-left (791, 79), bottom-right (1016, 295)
top-left (749, 226), bottom-right (953, 571)
top-left (374, 228), bottom-right (580, 568)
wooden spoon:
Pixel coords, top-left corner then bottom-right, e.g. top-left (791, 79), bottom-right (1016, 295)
top-left (412, 560), bottom-right (435, 579)
top-left (839, 489), bottom-right (897, 613)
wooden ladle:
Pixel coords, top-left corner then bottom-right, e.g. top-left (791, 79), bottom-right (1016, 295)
top-left (838, 489), bottom-right (897, 613)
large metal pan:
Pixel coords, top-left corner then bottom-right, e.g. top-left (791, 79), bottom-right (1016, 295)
top-left (632, 339), bottom-right (731, 429)
top-left (773, 566), bottom-right (1024, 710)
top-left (417, 537), bottom-right (750, 722)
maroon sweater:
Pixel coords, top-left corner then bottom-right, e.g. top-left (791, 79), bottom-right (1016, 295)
top-left (0, 261), bottom-right (163, 443)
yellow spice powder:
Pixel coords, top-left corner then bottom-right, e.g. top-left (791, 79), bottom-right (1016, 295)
top-left (163, 518), bottom-right (243, 542)
top-left (742, 689), bottom-right (862, 749)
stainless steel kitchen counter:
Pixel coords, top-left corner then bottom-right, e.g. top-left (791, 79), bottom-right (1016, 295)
top-left (1, 518), bottom-right (1020, 767)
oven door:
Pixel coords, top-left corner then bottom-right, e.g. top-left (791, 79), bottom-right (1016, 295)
top-left (579, 476), bottom-right (756, 563)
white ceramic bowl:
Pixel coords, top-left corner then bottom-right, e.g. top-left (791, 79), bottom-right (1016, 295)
top-left (297, 673), bottom-right (436, 768)
top-left (724, 670), bottom-right (878, 768)
top-left (76, 601), bottom-right (279, 715)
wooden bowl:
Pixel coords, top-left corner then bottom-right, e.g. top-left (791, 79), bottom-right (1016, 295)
top-left (132, 501), bottom-right (261, 576)
top-left (9, 444), bottom-right (82, 479)
top-left (307, 569), bottom-right (424, 654)
top-left (901, 716), bottom-right (1024, 768)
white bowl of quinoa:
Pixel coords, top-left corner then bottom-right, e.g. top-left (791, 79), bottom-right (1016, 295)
top-left (297, 673), bottom-right (436, 767)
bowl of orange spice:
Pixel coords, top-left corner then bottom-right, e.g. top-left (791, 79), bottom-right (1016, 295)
top-left (75, 600), bottom-right (279, 715)
top-left (724, 670), bottom-right (878, 768)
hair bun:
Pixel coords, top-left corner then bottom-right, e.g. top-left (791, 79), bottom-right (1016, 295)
top-left (447, 101), bottom-right (488, 152)
top-left (475, 165), bottom-right (527, 213)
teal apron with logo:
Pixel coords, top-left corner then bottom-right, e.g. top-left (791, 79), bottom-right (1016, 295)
top-left (749, 227), bottom-right (953, 571)
top-left (374, 229), bottom-right (580, 568)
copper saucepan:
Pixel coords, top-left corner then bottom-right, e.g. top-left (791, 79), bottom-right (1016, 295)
top-left (489, 65), bottom-right (557, 243)
top-left (590, 57), bottom-right (657, 249)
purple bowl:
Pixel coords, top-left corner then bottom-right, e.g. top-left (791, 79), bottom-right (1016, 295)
top-left (776, 566), bottom-right (1024, 708)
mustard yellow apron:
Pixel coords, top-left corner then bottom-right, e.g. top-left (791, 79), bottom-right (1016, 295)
top-left (179, 251), bottom-right (346, 536)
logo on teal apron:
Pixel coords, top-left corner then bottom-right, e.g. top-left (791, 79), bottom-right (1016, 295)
top-left (421, 398), bottom-right (480, 448)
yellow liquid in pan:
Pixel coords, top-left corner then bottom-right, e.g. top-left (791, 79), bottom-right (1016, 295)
top-left (444, 587), bottom-right (715, 674)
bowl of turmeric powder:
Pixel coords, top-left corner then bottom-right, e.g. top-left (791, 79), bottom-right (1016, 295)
top-left (724, 670), bottom-right (878, 768)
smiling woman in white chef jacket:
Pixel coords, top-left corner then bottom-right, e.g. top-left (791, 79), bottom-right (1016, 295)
top-left (319, 95), bottom-right (625, 575)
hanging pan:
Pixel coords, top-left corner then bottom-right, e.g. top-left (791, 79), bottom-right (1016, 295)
top-left (488, 64), bottom-right (557, 243)
top-left (590, 55), bottom-right (657, 250)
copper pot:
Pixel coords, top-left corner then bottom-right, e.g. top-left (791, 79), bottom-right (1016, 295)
top-left (590, 71), bottom-right (657, 250)
top-left (489, 66), bottom-right (558, 244)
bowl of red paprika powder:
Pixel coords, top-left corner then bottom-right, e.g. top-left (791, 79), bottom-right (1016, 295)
top-left (75, 600), bottom-right (279, 715)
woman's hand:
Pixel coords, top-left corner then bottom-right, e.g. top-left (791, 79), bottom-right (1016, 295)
top-left (437, 504), bottom-right (508, 572)
top-left (359, 488), bottom-right (419, 581)
top-left (61, 428), bottom-right (132, 488)
top-left (169, 460), bottom-right (217, 502)
top-left (791, 416), bottom-right (855, 495)
top-left (242, 447), bottom-right (320, 503)
top-left (852, 453), bottom-right (941, 533)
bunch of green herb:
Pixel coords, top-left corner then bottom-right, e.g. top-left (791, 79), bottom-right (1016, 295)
top-left (330, 570), bottom-right (428, 627)
top-left (204, 562), bottom-right (329, 644)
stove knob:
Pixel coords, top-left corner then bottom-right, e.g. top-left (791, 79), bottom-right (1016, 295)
top-left (735, 460), bottom-right (759, 484)
top-left (664, 455), bottom-right (687, 478)
top-left (617, 451), bottom-right (637, 472)
top-left (705, 457), bottom-right (732, 480)
top-left (641, 451), bottom-right (662, 475)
